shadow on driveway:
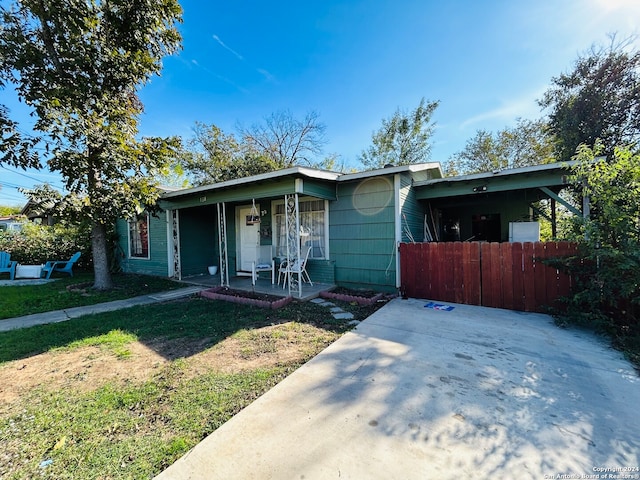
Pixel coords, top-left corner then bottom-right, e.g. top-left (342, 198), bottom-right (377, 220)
top-left (156, 298), bottom-right (639, 480)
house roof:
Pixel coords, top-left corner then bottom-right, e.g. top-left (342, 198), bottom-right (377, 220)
top-left (338, 162), bottom-right (443, 182)
top-left (162, 162), bottom-right (443, 200)
top-left (161, 166), bottom-right (341, 200)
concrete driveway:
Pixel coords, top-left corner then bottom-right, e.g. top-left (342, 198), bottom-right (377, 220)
top-left (156, 298), bottom-right (640, 480)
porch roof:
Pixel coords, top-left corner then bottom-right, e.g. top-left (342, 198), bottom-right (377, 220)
top-left (413, 161), bottom-right (577, 200)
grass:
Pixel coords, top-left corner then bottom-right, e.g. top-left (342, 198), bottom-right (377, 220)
top-left (0, 293), bottom-right (381, 479)
top-left (0, 272), bottom-right (182, 320)
top-left (1, 364), bottom-right (294, 479)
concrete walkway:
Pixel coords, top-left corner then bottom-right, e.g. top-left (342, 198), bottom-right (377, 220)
top-left (156, 297), bottom-right (640, 480)
top-left (0, 286), bottom-right (205, 332)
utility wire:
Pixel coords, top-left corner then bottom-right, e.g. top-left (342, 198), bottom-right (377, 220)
top-left (0, 165), bottom-right (65, 191)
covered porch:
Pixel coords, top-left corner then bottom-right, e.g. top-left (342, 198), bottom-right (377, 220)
top-left (160, 167), bottom-right (340, 298)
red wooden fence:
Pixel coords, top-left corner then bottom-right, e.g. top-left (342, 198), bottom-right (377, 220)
top-left (399, 242), bottom-right (578, 312)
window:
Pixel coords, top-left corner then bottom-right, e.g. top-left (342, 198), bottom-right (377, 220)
top-left (273, 199), bottom-right (327, 259)
top-left (128, 214), bottom-right (150, 259)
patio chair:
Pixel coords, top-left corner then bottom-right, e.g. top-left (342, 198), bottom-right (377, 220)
top-left (41, 251), bottom-right (81, 279)
top-left (0, 251), bottom-right (17, 280)
top-left (278, 246), bottom-right (313, 289)
top-left (251, 259), bottom-right (275, 286)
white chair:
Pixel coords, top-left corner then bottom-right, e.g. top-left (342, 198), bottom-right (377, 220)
top-left (250, 246), bottom-right (275, 285)
top-left (278, 246), bottom-right (313, 288)
top-left (251, 259), bottom-right (275, 286)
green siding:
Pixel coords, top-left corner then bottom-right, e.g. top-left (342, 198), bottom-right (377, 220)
top-left (306, 259), bottom-right (335, 284)
top-left (116, 212), bottom-right (169, 276)
top-left (301, 179), bottom-right (337, 200)
top-left (329, 175), bottom-right (397, 292)
top-left (399, 171), bottom-right (425, 242)
top-left (178, 205), bottom-right (218, 276)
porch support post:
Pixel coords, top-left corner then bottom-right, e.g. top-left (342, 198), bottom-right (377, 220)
top-left (169, 209), bottom-right (181, 280)
top-left (217, 202), bottom-right (229, 287)
top-left (551, 198), bottom-right (557, 238)
top-left (285, 193), bottom-right (302, 298)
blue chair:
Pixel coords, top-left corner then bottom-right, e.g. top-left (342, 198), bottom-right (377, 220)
top-left (41, 251), bottom-right (81, 279)
top-left (0, 251), bottom-right (17, 280)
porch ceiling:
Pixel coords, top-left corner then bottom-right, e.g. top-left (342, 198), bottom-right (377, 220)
top-left (424, 187), bottom-right (553, 208)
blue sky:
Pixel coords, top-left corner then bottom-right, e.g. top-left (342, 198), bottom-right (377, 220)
top-left (2, 0), bottom-right (640, 206)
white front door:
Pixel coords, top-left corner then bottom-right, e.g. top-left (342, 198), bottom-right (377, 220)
top-left (237, 205), bottom-right (260, 271)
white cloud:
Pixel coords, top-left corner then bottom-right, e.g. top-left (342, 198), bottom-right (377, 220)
top-left (460, 87), bottom-right (546, 130)
top-left (257, 68), bottom-right (276, 83)
top-left (212, 34), bottom-right (244, 61)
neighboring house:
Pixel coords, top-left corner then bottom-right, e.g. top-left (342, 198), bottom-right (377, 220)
top-left (0, 216), bottom-right (25, 232)
top-left (116, 161), bottom-right (579, 294)
top-left (21, 199), bottom-right (57, 226)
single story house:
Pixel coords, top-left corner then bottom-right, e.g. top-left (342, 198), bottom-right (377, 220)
top-left (0, 216), bottom-right (25, 232)
top-left (116, 161), bottom-right (579, 295)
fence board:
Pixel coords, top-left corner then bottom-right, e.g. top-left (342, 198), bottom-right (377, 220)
top-left (480, 243), bottom-right (492, 307)
top-left (491, 243), bottom-right (503, 308)
top-left (501, 243), bottom-right (514, 311)
top-left (510, 242), bottom-right (525, 311)
top-left (555, 241), bottom-right (575, 305)
top-left (410, 243), bottom-right (422, 299)
top-left (452, 243), bottom-right (464, 304)
top-left (533, 242), bottom-right (549, 310)
top-left (543, 242), bottom-right (560, 305)
top-left (522, 243), bottom-right (536, 312)
top-left (462, 242), bottom-right (481, 305)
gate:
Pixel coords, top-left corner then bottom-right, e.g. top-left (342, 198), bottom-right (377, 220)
top-left (399, 242), bottom-right (578, 312)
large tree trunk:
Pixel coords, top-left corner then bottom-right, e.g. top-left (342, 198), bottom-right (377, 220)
top-left (92, 221), bottom-right (113, 290)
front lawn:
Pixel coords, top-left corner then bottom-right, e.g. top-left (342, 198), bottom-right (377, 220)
top-left (0, 273), bottom-right (181, 320)
top-left (0, 296), bottom-right (383, 479)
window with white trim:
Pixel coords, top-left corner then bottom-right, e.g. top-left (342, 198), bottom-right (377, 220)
top-left (273, 198), bottom-right (327, 259)
top-left (128, 213), bottom-right (150, 259)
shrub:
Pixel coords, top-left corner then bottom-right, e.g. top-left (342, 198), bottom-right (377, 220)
top-left (558, 144), bottom-right (640, 363)
top-left (0, 221), bottom-right (92, 269)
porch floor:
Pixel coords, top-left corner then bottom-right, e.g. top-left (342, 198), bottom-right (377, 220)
top-left (179, 273), bottom-right (335, 301)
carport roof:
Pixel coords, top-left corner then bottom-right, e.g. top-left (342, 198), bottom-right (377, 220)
top-left (414, 161), bottom-right (577, 200)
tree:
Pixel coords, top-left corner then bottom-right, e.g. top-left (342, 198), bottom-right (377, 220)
top-left (359, 98), bottom-right (439, 169)
top-left (0, 0), bottom-right (182, 289)
top-left (178, 122), bottom-right (279, 186)
top-left (0, 101), bottom-right (40, 169)
top-left (446, 118), bottom-right (555, 175)
top-left (539, 36), bottom-right (640, 162)
top-left (554, 143), bottom-right (640, 357)
top-left (18, 183), bottom-right (62, 216)
top-left (0, 204), bottom-right (21, 216)
top-left (238, 110), bottom-right (327, 168)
